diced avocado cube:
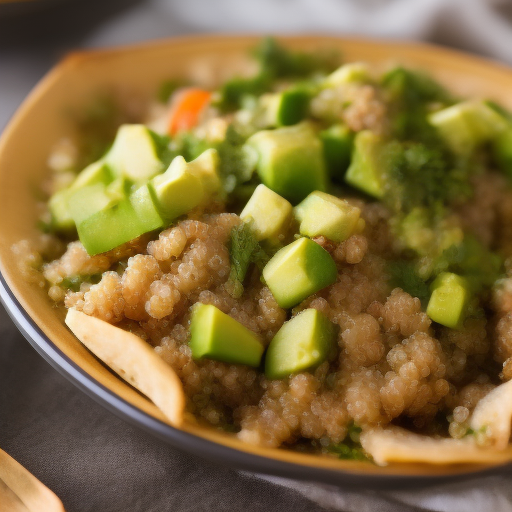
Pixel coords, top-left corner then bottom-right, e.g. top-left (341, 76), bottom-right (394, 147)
top-left (189, 303), bottom-right (264, 367)
top-left (48, 160), bottom-right (113, 231)
top-left (320, 124), bottom-right (353, 180)
top-left (246, 122), bottom-right (329, 203)
top-left (262, 88), bottom-right (311, 127)
top-left (426, 272), bottom-right (470, 329)
top-left (262, 237), bottom-right (337, 308)
top-left (68, 182), bottom-right (122, 226)
top-left (149, 156), bottom-right (205, 224)
top-left (240, 184), bottom-right (293, 242)
top-left (76, 185), bottom-right (164, 255)
top-left (294, 191), bottom-right (364, 242)
top-left (493, 127), bottom-right (512, 180)
top-left (48, 189), bottom-right (76, 232)
top-left (265, 308), bottom-right (335, 379)
top-left (183, 148), bottom-right (221, 196)
top-left (345, 130), bottom-right (385, 198)
top-left (105, 124), bottom-right (164, 182)
top-left (71, 160), bottom-right (113, 190)
top-left (428, 101), bottom-right (508, 154)
top-left (324, 63), bottom-right (371, 88)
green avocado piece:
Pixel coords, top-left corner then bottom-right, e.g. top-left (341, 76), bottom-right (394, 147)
top-left (426, 272), bottom-right (470, 329)
top-left (185, 148), bottom-right (221, 195)
top-left (320, 124), bottom-right (353, 180)
top-left (105, 124), bottom-right (164, 182)
top-left (428, 101), bottom-right (508, 154)
top-left (149, 156), bottom-right (206, 224)
top-left (261, 87), bottom-right (311, 127)
top-left (68, 182), bottom-right (123, 226)
top-left (265, 308), bottom-right (335, 379)
top-left (245, 122), bottom-right (329, 204)
top-left (294, 191), bottom-right (364, 242)
top-left (76, 184), bottom-right (164, 255)
top-left (240, 184), bottom-right (293, 242)
top-left (189, 303), bottom-right (264, 367)
top-left (262, 237), bottom-right (338, 308)
top-left (324, 63), bottom-right (371, 87)
top-left (49, 160), bottom-right (113, 232)
top-left (344, 130), bottom-right (385, 198)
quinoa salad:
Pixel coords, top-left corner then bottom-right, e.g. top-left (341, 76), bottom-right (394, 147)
top-left (16, 39), bottom-right (512, 464)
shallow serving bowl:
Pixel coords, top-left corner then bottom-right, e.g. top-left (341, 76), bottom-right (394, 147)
top-left (2, 35), bottom-right (512, 488)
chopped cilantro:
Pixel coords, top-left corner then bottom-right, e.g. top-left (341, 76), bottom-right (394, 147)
top-left (328, 424), bottom-right (371, 462)
top-left (59, 273), bottom-right (102, 292)
top-left (216, 125), bottom-right (256, 193)
top-left (383, 141), bottom-right (471, 215)
top-left (382, 67), bottom-right (455, 144)
top-left (227, 222), bottom-right (269, 298)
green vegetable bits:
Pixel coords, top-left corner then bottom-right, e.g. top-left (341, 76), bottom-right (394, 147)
top-left (189, 303), bottom-right (264, 367)
top-left (76, 184), bottom-right (163, 255)
top-left (245, 122), bottom-right (328, 203)
top-left (428, 101), bottom-right (508, 154)
top-left (320, 124), bottom-right (353, 180)
top-left (265, 309), bottom-right (335, 379)
top-left (294, 191), bottom-right (364, 242)
top-left (345, 130), bottom-right (385, 198)
top-left (262, 237), bottom-right (338, 309)
top-left (426, 272), bottom-right (470, 329)
top-left (240, 184), bottom-right (292, 243)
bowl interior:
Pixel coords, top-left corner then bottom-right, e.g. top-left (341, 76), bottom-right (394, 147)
top-left (1, 35), bottom-right (512, 484)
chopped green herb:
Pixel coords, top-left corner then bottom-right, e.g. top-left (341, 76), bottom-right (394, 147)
top-left (227, 222), bottom-right (269, 298)
top-left (383, 141), bottom-right (471, 215)
top-left (59, 273), bottom-right (102, 292)
top-left (382, 67), bottom-right (455, 143)
top-left (328, 424), bottom-right (371, 462)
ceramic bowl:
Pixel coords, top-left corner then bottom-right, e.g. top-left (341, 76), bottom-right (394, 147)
top-left (1, 35), bottom-right (512, 487)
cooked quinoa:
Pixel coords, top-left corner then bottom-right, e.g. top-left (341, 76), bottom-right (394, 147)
top-left (17, 38), bottom-right (512, 459)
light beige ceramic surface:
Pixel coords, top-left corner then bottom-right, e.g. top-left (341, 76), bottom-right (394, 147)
top-left (1, 35), bottom-right (512, 480)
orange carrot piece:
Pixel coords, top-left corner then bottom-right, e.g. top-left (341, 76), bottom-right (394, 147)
top-left (167, 88), bottom-right (212, 135)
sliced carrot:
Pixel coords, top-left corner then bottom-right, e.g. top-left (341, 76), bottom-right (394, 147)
top-left (167, 88), bottom-right (212, 136)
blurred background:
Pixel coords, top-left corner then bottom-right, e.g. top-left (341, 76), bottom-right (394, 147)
top-left (3, 0), bottom-right (512, 130)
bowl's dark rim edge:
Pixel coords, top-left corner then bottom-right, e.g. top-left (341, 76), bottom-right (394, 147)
top-left (1, 271), bottom-right (510, 488)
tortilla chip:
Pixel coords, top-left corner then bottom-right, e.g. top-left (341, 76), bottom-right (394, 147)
top-left (65, 308), bottom-right (185, 428)
top-left (360, 426), bottom-right (512, 466)
top-left (0, 448), bottom-right (65, 512)
top-left (470, 379), bottom-right (512, 450)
